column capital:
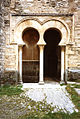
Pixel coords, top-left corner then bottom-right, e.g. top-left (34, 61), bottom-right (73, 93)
top-left (18, 42), bottom-right (25, 47)
top-left (37, 41), bottom-right (46, 46)
top-left (19, 46), bottom-right (23, 50)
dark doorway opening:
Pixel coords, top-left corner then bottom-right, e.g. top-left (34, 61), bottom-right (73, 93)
top-left (22, 27), bottom-right (39, 83)
top-left (44, 28), bottom-right (61, 81)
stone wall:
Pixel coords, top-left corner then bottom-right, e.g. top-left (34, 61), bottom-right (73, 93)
top-left (0, 0), bottom-right (17, 84)
top-left (0, 0), bottom-right (5, 82)
top-left (67, 0), bottom-right (80, 80)
top-left (0, 0), bottom-right (80, 83)
top-left (10, 0), bottom-right (76, 14)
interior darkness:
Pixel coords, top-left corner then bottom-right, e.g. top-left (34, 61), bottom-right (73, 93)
top-left (22, 27), bottom-right (39, 47)
top-left (44, 28), bottom-right (61, 81)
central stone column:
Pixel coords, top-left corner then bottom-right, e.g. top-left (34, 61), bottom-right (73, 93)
top-left (37, 41), bottom-right (46, 84)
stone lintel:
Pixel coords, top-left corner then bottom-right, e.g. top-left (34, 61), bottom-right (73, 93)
top-left (11, 13), bottom-right (74, 17)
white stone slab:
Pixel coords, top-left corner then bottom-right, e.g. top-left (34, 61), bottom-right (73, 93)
top-left (22, 83), bottom-right (78, 113)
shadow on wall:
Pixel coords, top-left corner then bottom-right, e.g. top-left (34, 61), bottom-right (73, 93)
top-left (0, 69), bottom-right (39, 85)
top-left (68, 69), bottom-right (80, 81)
top-left (0, 70), bottom-right (18, 85)
top-left (1, 69), bottom-right (80, 85)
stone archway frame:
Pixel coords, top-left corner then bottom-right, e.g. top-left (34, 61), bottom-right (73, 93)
top-left (13, 20), bottom-right (42, 83)
top-left (39, 20), bottom-right (70, 83)
top-left (12, 19), bottom-right (70, 83)
top-left (40, 19), bottom-right (70, 45)
top-left (11, 18), bottom-right (70, 45)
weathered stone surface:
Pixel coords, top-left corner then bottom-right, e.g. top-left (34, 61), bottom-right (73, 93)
top-left (68, 69), bottom-right (80, 80)
top-left (0, 0), bottom-right (5, 80)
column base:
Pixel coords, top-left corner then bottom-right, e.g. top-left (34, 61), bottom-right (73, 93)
top-left (39, 81), bottom-right (44, 85)
top-left (18, 81), bottom-right (23, 85)
top-left (60, 80), bottom-right (65, 85)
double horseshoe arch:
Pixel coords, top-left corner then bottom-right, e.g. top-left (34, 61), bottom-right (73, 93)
top-left (13, 19), bottom-right (70, 84)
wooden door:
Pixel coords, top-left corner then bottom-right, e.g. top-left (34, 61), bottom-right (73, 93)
top-left (22, 28), bottom-right (39, 83)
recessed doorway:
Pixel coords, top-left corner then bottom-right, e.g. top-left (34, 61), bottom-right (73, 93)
top-left (44, 28), bottom-right (62, 82)
top-left (22, 27), bottom-right (39, 83)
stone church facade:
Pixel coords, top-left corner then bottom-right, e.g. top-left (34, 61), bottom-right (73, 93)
top-left (0, 0), bottom-right (80, 84)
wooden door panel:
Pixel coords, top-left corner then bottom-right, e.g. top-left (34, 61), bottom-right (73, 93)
top-left (22, 61), bottom-right (39, 83)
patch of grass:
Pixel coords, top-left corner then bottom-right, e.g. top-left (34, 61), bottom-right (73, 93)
top-left (43, 112), bottom-right (80, 119)
top-left (19, 112), bottom-right (80, 119)
top-left (71, 84), bottom-right (80, 89)
top-left (19, 96), bottom-right (55, 119)
top-left (0, 84), bottom-right (23, 96)
top-left (66, 84), bottom-right (80, 111)
top-left (60, 83), bottom-right (66, 86)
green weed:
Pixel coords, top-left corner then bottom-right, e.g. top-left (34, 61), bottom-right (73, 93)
top-left (0, 84), bottom-right (23, 96)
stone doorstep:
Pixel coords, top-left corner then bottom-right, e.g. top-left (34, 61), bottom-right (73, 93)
top-left (22, 82), bottom-right (65, 89)
top-left (74, 88), bottom-right (80, 95)
top-left (22, 81), bottom-right (80, 89)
